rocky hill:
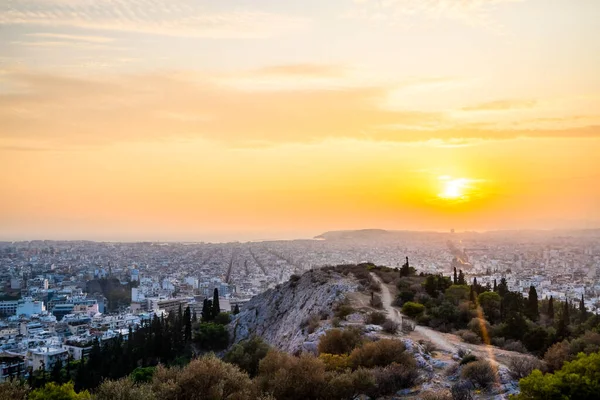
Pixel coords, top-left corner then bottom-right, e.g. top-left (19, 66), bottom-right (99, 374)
top-left (229, 268), bottom-right (359, 353)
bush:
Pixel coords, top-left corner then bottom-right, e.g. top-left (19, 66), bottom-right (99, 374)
top-left (420, 390), bottom-right (453, 400)
top-left (349, 339), bottom-right (413, 369)
top-left (368, 363), bottom-right (419, 397)
top-left (502, 340), bottom-right (527, 353)
top-left (468, 317), bottom-right (491, 341)
top-left (369, 280), bottom-right (382, 293)
top-left (331, 317), bottom-right (341, 328)
top-left (318, 353), bottom-right (351, 371)
top-left (459, 354), bottom-right (478, 365)
top-left (458, 330), bottom-right (481, 345)
top-left (334, 304), bottom-right (355, 320)
top-left (370, 294), bottom-right (383, 309)
top-left (94, 378), bottom-right (156, 400)
top-left (213, 312), bottom-right (231, 325)
top-left (401, 319), bottom-right (415, 332)
top-left (543, 340), bottom-right (571, 372)
top-left (515, 352), bottom-right (600, 400)
top-left (382, 319), bottom-right (399, 334)
top-left (461, 360), bottom-right (495, 389)
top-left (365, 311), bottom-right (387, 325)
top-left (29, 382), bottom-right (91, 400)
top-left (130, 366), bottom-right (156, 384)
top-left (192, 322), bottom-right (229, 350)
top-left (324, 368), bottom-right (376, 399)
top-left (0, 381), bottom-right (28, 400)
top-left (256, 351), bottom-right (327, 400)
top-left (152, 354), bottom-right (255, 400)
top-left (451, 381), bottom-right (474, 400)
top-left (421, 340), bottom-right (437, 355)
top-left (508, 355), bottom-right (545, 380)
top-left (401, 302), bottom-right (425, 318)
top-left (224, 336), bottom-right (271, 377)
top-left (318, 328), bottom-right (363, 355)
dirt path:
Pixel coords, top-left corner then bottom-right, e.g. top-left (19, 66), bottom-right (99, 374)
top-left (372, 273), bottom-right (456, 353)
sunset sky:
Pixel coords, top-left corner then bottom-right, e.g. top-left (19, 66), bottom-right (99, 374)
top-left (1, 0), bottom-right (599, 241)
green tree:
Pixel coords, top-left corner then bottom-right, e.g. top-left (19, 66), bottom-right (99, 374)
top-left (514, 351), bottom-right (600, 400)
top-left (183, 306), bottom-right (192, 343)
top-left (233, 304), bottom-right (240, 315)
top-left (498, 278), bottom-right (508, 297)
top-left (453, 267), bottom-right (458, 285)
top-left (445, 285), bottom-right (470, 305)
top-left (402, 302), bottom-right (425, 318)
top-left (478, 291), bottom-right (501, 324)
top-left (458, 270), bottom-right (466, 285)
top-left (224, 336), bottom-right (271, 377)
top-left (579, 294), bottom-right (586, 321)
top-left (547, 296), bottom-right (554, 320)
top-left (28, 382), bottom-right (91, 400)
top-left (193, 322), bottom-right (229, 350)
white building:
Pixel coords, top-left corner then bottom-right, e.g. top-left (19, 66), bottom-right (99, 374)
top-left (27, 347), bottom-right (68, 371)
top-left (16, 297), bottom-right (46, 317)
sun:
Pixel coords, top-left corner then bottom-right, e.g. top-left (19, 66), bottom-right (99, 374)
top-left (438, 176), bottom-right (471, 201)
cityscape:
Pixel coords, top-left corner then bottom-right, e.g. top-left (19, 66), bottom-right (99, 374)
top-left (1, 228), bottom-right (599, 382)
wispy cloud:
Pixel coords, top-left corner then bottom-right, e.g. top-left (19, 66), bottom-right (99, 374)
top-left (26, 33), bottom-right (115, 43)
top-left (0, 67), bottom-right (598, 148)
top-left (345, 0), bottom-right (525, 31)
top-left (0, 0), bottom-right (309, 38)
top-left (462, 99), bottom-right (537, 111)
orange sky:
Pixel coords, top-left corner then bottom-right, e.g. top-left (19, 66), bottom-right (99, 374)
top-left (1, 0), bottom-right (599, 241)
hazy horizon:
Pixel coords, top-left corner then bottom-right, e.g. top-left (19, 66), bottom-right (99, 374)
top-left (1, 1), bottom-right (599, 241)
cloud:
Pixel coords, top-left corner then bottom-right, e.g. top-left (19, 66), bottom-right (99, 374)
top-left (462, 99), bottom-right (537, 111)
top-left (0, 67), bottom-right (598, 149)
top-left (25, 33), bottom-right (115, 43)
top-left (0, 0), bottom-right (308, 38)
top-left (344, 0), bottom-right (524, 31)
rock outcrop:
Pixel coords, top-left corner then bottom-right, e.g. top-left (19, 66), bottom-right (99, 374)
top-left (229, 269), bottom-right (359, 353)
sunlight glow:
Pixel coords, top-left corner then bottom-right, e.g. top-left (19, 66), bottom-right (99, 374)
top-left (438, 177), bottom-right (472, 200)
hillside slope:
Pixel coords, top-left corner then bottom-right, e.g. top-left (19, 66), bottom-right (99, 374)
top-left (229, 269), bottom-right (359, 353)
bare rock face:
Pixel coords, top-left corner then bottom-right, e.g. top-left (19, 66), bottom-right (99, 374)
top-left (229, 269), bottom-right (359, 353)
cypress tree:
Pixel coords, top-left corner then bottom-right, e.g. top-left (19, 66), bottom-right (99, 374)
top-left (548, 296), bottom-right (554, 319)
top-left (527, 285), bottom-right (539, 320)
top-left (233, 304), bottom-right (240, 315)
top-left (579, 294), bottom-right (586, 318)
top-left (213, 288), bottom-right (221, 318)
top-left (192, 310), bottom-right (198, 322)
top-left (184, 306), bottom-right (192, 342)
top-left (493, 279), bottom-right (497, 292)
top-left (458, 270), bottom-right (466, 285)
top-left (469, 285), bottom-right (476, 304)
top-left (498, 278), bottom-right (508, 297)
top-left (202, 298), bottom-right (211, 321)
top-left (453, 267), bottom-right (458, 285)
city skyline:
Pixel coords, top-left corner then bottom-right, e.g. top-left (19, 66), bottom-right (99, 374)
top-left (1, 0), bottom-right (599, 241)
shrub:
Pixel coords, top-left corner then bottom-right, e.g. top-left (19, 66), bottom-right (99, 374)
top-left (331, 317), bottom-right (341, 328)
top-left (325, 368), bottom-right (376, 399)
top-left (451, 381), bottom-right (474, 400)
top-left (508, 355), bottom-right (545, 380)
top-left (334, 304), bottom-right (355, 320)
top-left (152, 354), bottom-right (255, 400)
top-left (365, 311), bottom-right (387, 325)
top-left (224, 336), bottom-right (271, 377)
top-left (397, 290), bottom-right (415, 305)
top-left (468, 317), bottom-right (491, 341)
top-left (318, 353), bottom-right (351, 371)
top-left (401, 302), bottom-right (425, 318)
top-left (461, 360), bottom-right (495, 389)
top-left (368, 363), bottom-right (419, 397)
top-left (349, 339), bottom-right (413, 369)
top-left (543, 340), bottom-right (571, 372)
top-left (318, 328), bottom-right (363, 355)
top-left (459, 354), bottom-right (478, 365)
top-left (502, 340), bottom-right (527, 353)
top-left (401, 319), bottom-right (415, 332)
top-left (0, 380), bottom-right (28, 400)
top-left (420, 390), bottom-right (453, 400)
top-left (213, 312), bottom-right (231, 325)
top-left (421, 340), bottom-right (437, 356)
top-left (458, 330), bottom-right (481, 345)
top-left (192, 322), bottom-right (229, 350)
top-left (130, 366), bottom-right (156, 384)
top-left (256, 351), bottom-right (327, 400)
top-left (382, 319), bottom-right (399, 334)
top-left (515, 352), bottom-right (600, 400)
top-left (290, 274), bottom-right (301, 282)
top-left (94, 378), bottom-right (155, 400)
top-left (29, 382), bottom-right (91, 400)
top-left (307, 315), bottom-right (321, 334)
top-left (444, 363), bottom-right (460, 377)
top-left (370, 294), bottom-right (383, 309)
top-left (369, 280), bottom-right (382, 293)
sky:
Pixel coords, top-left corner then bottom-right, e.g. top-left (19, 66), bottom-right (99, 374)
top-left (0, 0), bottom-right (599, 242)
